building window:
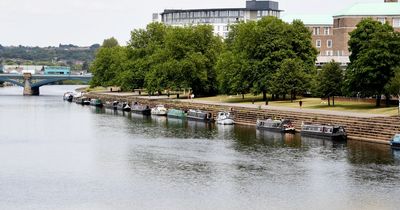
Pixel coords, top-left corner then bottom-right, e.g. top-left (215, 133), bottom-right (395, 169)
top-left (327, 40), bottom-right (333, 48)
top-left (325, 50), bottom-right (333, 56)
top-left (377, 18), bottom-right (386, 24)
top-left (316, 40), bottom-right (321, 48)
top-left (393, 18), bottom-right (400, 28)
top-left (324, 27), bottom-right (330, 35)
top-left (313, 27), bottom-right (320, 35)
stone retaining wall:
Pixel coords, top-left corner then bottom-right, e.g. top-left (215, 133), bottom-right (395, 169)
top-left (85, 93), bottom-right (400, 145)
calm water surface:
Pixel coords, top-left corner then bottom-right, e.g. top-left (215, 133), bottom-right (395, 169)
top-left (0, 86), bottom-right (399, 210)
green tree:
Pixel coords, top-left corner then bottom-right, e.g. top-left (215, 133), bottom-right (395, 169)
top-left (314, 61), bottom-right (343, 106)
top-left (216, 51), bottom-right (252, 98)
top-left (345, 19), bottom-right (400, 107)
top-left (144, 24), bottom-right (222, 96)
top-left (386, 68), bottom-right (400, 100)
top-left (271, 59), bottom-right (310, 102)
top-left (90, 46), bottom-right (127, 87)
top-left (123, 22), bottom-right (168, 91)
top-left (224, 16), bottom-right (317, 101)
top-left (102, 37), bottom-right (119, 48)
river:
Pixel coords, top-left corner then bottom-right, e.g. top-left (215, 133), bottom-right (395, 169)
top-left (0, 86), bottom-right (399, 210)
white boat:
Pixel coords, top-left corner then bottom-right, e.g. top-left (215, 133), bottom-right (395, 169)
top-left (151, 105), bottom-right (168, 116)
top-left (216, 112), bottom-right (235, 125)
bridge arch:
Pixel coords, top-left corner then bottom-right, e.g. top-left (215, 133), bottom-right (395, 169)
top-left (0, 78), bottom-right (24, 87)
top-left (31, 77), bottom-right (91, 88)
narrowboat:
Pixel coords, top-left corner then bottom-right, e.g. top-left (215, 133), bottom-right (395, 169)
top-left (216, 112), bottom-right (235, 125)
top-left (63, 92), bottom-right (74, 102)
top-left (151, 105), bottom-right (168, 116)
top-left (187, 109), bottom-right (214, 122)
top-left (256, 119), bottom-right (295, 133)
top-left (75, 97), bottom-right (90, 105)
top-left (167, 109), bottom-right (186, 119)
top-left (104, 101), bottom-right (119, 110)
top-left (390, 134), bottom-right (400, 149)
top-left (131, 102), bottom-right (151, 115)
top-left (90, 99), bottom-right (103, 107)
top-left (301, 122), bottom-right (347, 140)
top-left (117, 102), bottom-right (131, 112)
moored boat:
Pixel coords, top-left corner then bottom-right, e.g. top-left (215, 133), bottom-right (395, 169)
top-left (63, 92), bottom-right (74, 102)
top-left (256, 119), bottom-right (295, 133)
top-left (301, 122), bottom-right (347, 140)
top-left (75, 97), bottom-right (89, 105)
top-left (131, 102), bottom-right (151, 115)
top-left (104, 101), bottom-right (119, 110)
top-left (187, 109), bottom-right (214, 122)
top-left (90, 99), bottom-right (103, 107)
top-left (167, 109), bottom-right (186, 119)
top-left (216, 111), bottom-right (235, 125)
top-left (117, 102), bottom-right (131, 112)
top-left (390, 134), bottom-right (400, 149)
top-left (151, 105), bottom-right (168, 116)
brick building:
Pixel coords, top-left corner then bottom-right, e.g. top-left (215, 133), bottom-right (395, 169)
top-left (284, 0), bottom-right (400, 67)
top-left (333, 0), bottom-right (400, 57)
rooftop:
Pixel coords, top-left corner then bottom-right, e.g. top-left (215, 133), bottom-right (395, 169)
top-left (335, 2), bottom-right (400, 17)
top-left (162, 0), bottom-right (281, 15)
top-left (282, 15), bottom-right (333, 25)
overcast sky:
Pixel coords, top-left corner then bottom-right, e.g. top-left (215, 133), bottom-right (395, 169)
top-left (0, 0), bottom-right (382, 47)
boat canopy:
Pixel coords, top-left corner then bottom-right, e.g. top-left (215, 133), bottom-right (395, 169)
top-left (393, 134), bottom-right (400, 143)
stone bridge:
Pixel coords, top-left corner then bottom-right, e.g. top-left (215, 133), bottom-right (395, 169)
top-left (0, 73), bottom-right (92, 95)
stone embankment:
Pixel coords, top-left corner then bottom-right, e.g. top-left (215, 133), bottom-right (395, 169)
top-left (85, 92), bottom-right (400, 145)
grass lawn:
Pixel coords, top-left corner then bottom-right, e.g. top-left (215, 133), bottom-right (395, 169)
top-left (194, 95), bottom-right (399, 116)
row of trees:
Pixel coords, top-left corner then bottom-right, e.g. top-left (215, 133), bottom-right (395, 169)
top-left (90, 17), bottom-right (400, 107)
top-left (91, 17), bottom-right (317, 98)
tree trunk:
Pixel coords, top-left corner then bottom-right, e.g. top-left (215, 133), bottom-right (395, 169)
top-left (272, 94), bottom-right (275, 101)
top-left (283, 94), bottom-right (286, 100)
top-left (376, 95), bottom-right (382, 107)
top-left (290, 91), bottom-right (294, 103)
top-left (385, 93), bottom-right (390, 107)
top-left (242, 94), bottom-right (245, 100)
top-left (262, 90), bottom-right (267, 101)
top-left (328, 96), bottom-right (331, 106)
top-left (333, 95), bottom-right (335, 107)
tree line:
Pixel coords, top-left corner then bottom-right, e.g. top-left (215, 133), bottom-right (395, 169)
top-left (90, 17), bottom-right (400, 107)
top-left (0, 44), bottom-right (99, 69)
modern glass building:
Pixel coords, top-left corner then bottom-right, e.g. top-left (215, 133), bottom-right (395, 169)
top-left (157, 0), bottom-right (282, 38)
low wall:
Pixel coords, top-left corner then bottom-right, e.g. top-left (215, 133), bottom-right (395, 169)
top-left (85, 93), bottom-right (400, 145)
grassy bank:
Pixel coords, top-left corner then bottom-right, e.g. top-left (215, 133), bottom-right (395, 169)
top-left (194, 95), bottom-right (399, 116)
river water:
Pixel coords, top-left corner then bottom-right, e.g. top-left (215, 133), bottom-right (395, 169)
top-left (0, 86), bottom-right (399, 210)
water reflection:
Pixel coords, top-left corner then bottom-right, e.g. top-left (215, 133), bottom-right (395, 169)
top-left (1, 86), bottom-right (400, 210)
top-left (347, 141), bottom-right (394, 165)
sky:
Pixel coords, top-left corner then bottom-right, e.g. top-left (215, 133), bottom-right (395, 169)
top-left (0, 0), bottom-right (383, 47)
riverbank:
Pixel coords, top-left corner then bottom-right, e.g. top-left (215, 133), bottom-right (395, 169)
top-left (85, 92), bottom-right (400, 145)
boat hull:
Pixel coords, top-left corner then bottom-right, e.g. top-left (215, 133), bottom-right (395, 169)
top-left (131, 109), bottom-right (151, 116)
top-left (187, 116), bottom-right (214, 123)
top-left (300, 131), bottom-right (347, 140)
top-left (257, 126), bottom-right (295, 133)
top-left (217, 119), bottom-right (235, 125)
top-left (390, 141), bottom-right (400, 149)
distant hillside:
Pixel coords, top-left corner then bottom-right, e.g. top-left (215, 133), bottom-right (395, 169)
top-left (0, 44), bottom-right (100, 70)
